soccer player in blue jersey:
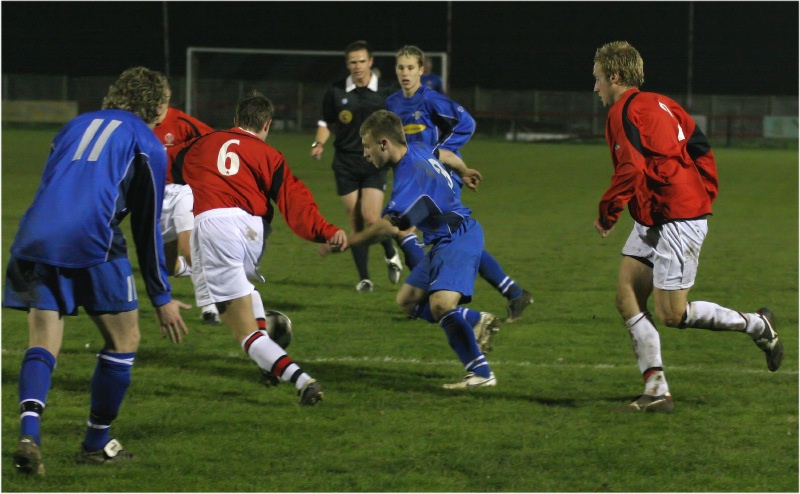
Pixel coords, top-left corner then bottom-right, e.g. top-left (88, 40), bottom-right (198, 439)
top-left (386, 45), bottom-right (534, 324)
top-left (348, 110), bottom-right (496, 389)
top-left (4, 66), bottom-right (190, 475)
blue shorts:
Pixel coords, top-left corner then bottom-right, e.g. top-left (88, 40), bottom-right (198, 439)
top-left (405, 217), bottom-right (483, 304)
top-left (3, 256), bottom-right (139, 316)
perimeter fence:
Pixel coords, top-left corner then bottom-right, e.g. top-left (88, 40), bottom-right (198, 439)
top-left (3, 73), bottom-right (797, 146)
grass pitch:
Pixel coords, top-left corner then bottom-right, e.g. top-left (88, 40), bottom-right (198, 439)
top-left (2, 127), bottom-right (797, 492)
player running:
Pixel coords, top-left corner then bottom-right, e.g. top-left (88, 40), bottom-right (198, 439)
top-left (387, 45), bottom-right (534, 324)
top-left (592, 41), bottom-right (783, 413)
top-left (346, 110), bottom-right (497, 389)
top-left (171, 91), bottom-right (347, 405)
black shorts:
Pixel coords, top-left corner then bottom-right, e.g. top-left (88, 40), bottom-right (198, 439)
top-left (332, 152), bottom-right (388, 196)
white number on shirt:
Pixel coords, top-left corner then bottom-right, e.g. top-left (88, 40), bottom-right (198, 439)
top-left (658, 102), bottom-right (686, 142)
top-left (217, 139), bottom-right (241, 175)
top-left (427, 158), bottom-right (454, 189)
top-left (72, 119), bottom-right (123, 161)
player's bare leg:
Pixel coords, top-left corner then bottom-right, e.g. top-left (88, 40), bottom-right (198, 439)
top-left (361, 187), bottom-right (402, 283)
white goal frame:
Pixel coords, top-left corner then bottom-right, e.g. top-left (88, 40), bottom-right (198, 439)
top-left (185, 46), bottom-right (448, 116)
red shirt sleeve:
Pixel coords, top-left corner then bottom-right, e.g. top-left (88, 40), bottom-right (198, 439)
top-left (598, 92), bottom-right (646, 229)
top-left (270, 157), bottom-right (341, 243)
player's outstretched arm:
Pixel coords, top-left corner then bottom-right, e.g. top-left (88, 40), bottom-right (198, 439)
top-left (350, 217), bottom-right (399, 247)
top-left (318, 229), bottom-right (349, 257)
top-left (155, 299), bottom-right (191, 343)
top-left (437, 149), bottom-right (482, 191)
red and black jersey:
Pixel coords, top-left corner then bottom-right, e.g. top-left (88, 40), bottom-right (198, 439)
top-left (171, 128), bottom-right (340, 243)
top-left (599, 88), bottom-right (718, 228)
top-left (153, 108), bottom-right (214, 184)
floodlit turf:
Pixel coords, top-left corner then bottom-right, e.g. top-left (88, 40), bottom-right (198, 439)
top-left (2, 127), bottom-right (797, 492)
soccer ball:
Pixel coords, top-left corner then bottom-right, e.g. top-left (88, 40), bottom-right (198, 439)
top-left (265, 310), bottom-right (293, 349)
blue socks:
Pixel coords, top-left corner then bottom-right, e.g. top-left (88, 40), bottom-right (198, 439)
top-left (83, 350), bottom-right (135, 451)
top-left (479, 250), bottom-right (523, 300)
top-left (413, 304), bottom-right (481, 327)
top-left (19, 347), bottom-right (57, 445)
top-left (439, 309), bottom-right (491, 378)
top-left (398, 233), bottom-right (425, 270)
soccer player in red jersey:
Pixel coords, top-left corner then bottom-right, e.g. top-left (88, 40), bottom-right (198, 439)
top-left (592, 41), bottom-right (783, 413)
top-left (152, 75), bottom-right (221, 325)
top-left (171, 92), bottom-right (347, 405)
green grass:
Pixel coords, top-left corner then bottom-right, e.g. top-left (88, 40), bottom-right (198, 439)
top-left (2, 127), bottom-right (798, 492)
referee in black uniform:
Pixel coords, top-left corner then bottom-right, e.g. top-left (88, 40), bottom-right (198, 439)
top-left (311, 40), bottom-right (403, 292)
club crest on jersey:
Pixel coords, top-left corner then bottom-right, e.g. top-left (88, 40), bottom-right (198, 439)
top-left (164, 133), bottom-right (175, 147)
top-left (413, 111), bottom-right (423, 121)
top-left (339, 110), bottom-right (353, 124)
top-left (342, 98), bottom-right (349, 105)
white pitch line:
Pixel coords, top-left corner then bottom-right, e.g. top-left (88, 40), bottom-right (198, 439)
top-left (227, 353), bottom-right (798, 376)
top-left (2, 348), bottom-right (792, 376)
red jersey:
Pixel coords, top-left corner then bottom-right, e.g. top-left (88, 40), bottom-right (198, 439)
top-left (598, 89), bottom-right (718, 228)
top-left (154, 108), bottom-right (214, 184)
top-left (172, 128), bottom-right (340, 243)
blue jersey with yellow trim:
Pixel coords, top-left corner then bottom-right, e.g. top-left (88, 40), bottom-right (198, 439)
top-left (386, 86), bottom-right (475, 153)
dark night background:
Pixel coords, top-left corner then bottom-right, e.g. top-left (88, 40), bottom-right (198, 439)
top-left (2, 1), bottom-right (798, 96)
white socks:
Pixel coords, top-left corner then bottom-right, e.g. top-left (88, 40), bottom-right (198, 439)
top-left (626, 312), bottom-right (669, 397)
top-left (242, 331), bottom-right (310, 390)
top-left (683, 302), bottom-right (763, 336)
top-left (174, 256), bottom-right (191, 277)
top-left (251, 290), bottom-right (266, 320)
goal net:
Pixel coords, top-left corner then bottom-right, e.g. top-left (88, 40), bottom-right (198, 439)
top-left (185, 47), bottom-right (448, 131)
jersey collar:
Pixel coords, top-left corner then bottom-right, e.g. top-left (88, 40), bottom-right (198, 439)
top-left (346, 73), bottom-right (379, 92)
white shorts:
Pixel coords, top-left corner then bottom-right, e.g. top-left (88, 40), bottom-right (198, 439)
top-left (160, 184), bottom-right (194, 243)
top-left (190, 208), bottom-right (266, 306)
top-left (621, 219), bottom-right (708, 290)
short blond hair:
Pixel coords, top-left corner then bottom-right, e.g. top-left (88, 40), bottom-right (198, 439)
top-left (594, 41), bottom-right (644, 88)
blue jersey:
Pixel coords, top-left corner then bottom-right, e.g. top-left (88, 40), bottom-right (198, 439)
top-left (383, 144), bottom-right (472, 246)
top-left (9, 109), bottom-right (172, 306)
top-left (385, 86), bottom-right (475, 153)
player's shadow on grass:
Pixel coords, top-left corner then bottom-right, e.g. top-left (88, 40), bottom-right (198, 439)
top-left (310, 362), bottom-right (581, 407)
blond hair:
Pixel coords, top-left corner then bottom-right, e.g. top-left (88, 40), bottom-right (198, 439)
top-left (594, 41), bottom-right (645, 88)
top-left (102, 66), bottom-right (168, 124)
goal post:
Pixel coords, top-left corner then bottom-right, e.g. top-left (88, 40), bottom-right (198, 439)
top-left (185, 46), bottom-right (448, 130)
